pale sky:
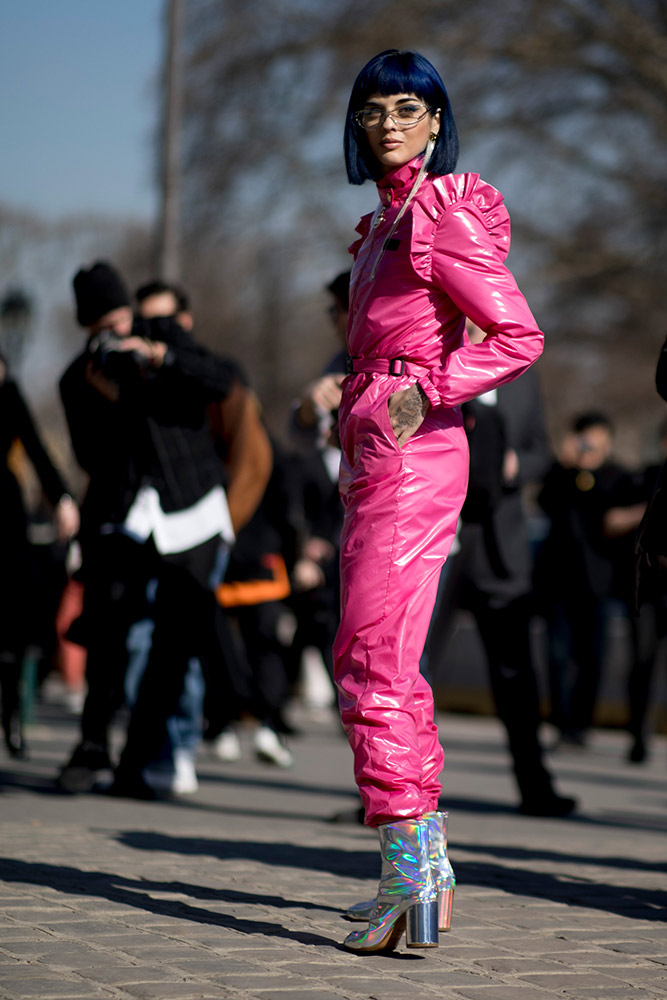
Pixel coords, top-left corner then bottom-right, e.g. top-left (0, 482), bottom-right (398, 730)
top-left (0, 0), bottom-right (163, 221)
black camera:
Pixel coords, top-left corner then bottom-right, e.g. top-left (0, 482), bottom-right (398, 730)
top-left (88, 329), bottom-right (147, 377)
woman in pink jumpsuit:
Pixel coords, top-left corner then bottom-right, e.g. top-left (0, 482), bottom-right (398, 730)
top-left (333, 50), bottom-right (545, 953)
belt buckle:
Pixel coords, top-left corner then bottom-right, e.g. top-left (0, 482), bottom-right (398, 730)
top-left (389, 358), bottom-right (405, 376)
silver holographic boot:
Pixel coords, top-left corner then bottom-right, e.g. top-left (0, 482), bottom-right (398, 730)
top-left (345, 810), bottom-right (455, 932)
top-left (342, 816), bottom-right (438, 952)
top-left (426, 810), bottom-right (455, 931)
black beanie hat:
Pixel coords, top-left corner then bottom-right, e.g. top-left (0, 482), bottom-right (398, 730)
top-left (73, 261), bottom-right (131, 327)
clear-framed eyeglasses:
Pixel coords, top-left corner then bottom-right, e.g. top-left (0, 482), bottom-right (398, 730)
top-left (353, 103), bottom-right (435, 131)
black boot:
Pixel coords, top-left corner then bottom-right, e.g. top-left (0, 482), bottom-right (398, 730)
top-left (518, 782), bottom-right (577, 817)
top-left (1, 656), bottom-right (27, 759)
top-left (57, 741), bottom-right (113, 793)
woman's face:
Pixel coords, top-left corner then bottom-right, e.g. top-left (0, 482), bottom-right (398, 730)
top-left (361, 92), bottom-right (440, 175)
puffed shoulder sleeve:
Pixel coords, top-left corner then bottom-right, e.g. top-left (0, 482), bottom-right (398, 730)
top-left (419, 174), bottom-right (544, 409)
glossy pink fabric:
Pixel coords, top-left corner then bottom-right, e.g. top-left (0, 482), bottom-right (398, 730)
top-left (332, 158), bottom-right (544, 828)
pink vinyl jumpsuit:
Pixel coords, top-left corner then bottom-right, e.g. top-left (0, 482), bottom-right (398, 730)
top-left (332, 158), bottom-right (544, 828)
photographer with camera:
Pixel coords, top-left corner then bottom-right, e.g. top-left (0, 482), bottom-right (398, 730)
top-left (57, 262), bottom-right (239, 797)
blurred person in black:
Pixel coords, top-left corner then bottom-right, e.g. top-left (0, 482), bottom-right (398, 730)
top-left (209, 438), bottom-right (299, 767)
top-left (0, 352), bottom-right (79, 758)
top-left (135, 279), bottom-right (272, 536)
top-left (57, 262), bottom-right (239, 796)
top-left (286, 448), bottom-right (343, 689)
top-left (624, 412), bottom-right (667, 762)
top-left (535, 411), bottom-right (627, 747)
top-left (132, 278), bottom-right (272, 789)
top-left (291, 271), bottom-right (349, 448)
top-left (426, 323), bottom-right (575, 817)
top-left (288, 272), bottom-right (350, 691)
top-left (627, 340), bottom-right (667, 759)
top-left (135, 279), bottom-right (193, 332)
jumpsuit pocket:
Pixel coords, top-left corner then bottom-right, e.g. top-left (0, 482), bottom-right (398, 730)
top-left (340, 376), bottom-right (418, 464)
top-left (379, 392), bottom-right (402, 450)
top-left (383, 385), bottom-right (425, 450)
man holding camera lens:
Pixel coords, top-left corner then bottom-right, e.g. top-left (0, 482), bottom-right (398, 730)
top-left (57, 261), bottom-right (239, 797)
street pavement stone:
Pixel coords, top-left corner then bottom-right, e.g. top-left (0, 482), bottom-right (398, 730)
top-left (452, 989), bottom-right (561, 1000)
top-left (248, 993), bottom-right (344, 1000)
top-left (561, 992), bottom-right (658, 999)
top-left (0, 693), bottom-right (665, 999)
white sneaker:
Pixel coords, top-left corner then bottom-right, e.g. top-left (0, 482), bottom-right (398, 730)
top-left (143, 750), bottom-right (199, 795)
top-left (172, 750), bottom-right (199, 795)
top-left (63, 689), bottom-right (86, 714)
top-left (212, 728), bottom-right (241, 762)
top-left (254, 726), bottom-right (293, 768)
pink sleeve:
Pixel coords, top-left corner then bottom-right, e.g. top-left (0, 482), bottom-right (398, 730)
top-left (420, 203), bottom-right (544, 409)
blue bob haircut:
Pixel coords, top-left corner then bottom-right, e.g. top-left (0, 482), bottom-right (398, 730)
top-left (344, 49), bottom-right (459, 185)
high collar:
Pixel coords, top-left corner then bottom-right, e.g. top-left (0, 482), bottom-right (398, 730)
top-left (376, 155), bottom-right (425, 206)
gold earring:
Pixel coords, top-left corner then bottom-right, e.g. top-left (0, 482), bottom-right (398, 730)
top-left (429, 131), bottom-right (439, 142)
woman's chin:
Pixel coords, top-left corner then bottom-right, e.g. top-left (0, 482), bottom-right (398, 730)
top-left (378, 152), bottom-right (411, 173)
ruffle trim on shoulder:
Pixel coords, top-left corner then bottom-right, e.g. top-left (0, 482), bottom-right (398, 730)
top-left (348, 212), bottom-right (373, 259)
top-left (411, 173), bottom-right (511, 278)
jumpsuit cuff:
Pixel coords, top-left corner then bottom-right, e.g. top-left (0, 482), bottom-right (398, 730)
top-left (418, 376), bottom-right (441, 409)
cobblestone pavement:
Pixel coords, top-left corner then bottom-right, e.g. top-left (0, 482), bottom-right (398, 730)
top-left (0, 689), bottom-right (666, 1000)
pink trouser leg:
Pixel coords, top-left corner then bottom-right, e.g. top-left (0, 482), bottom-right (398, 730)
top-left (412, 670), bottom-right (444, 812)
top-left (334, 408), bottom-right (467, 827)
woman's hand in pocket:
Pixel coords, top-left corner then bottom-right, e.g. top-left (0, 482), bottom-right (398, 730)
top-left (387, 384), bottom-right (429, 447)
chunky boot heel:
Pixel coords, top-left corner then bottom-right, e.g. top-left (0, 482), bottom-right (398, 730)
top-left (438, 885), bottom-right (454, 932)
top-left (343, 817), bottom-right (437, 953)
top-left (405, 898), bottom-right (439, 947)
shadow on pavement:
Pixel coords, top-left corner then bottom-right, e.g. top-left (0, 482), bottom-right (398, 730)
top-left (0, 768), bottom-right (69, 795)
top-left (439, 795), bottom-right (667, 835)
top-left (117, 831), bottom-right (376, 879)
top-left (113, 830), bottom-right (667, 924)
top-left (448, 753), bottom-right (667, 792)
top-left (458, 857), bottom-right (667, 923)
top-left (459, 840), bottom-right (667, 875)
top-left (0, 857), bottom-right (338, 947)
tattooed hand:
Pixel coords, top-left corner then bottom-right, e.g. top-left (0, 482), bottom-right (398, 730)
top-left (387, 383), bottom-right (429, 447)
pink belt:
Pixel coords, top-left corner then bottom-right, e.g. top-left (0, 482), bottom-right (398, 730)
top-left (345, 355), bottom-right (431, 378)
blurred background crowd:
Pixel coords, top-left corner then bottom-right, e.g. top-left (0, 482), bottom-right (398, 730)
top-left (1, 1), bottom-right (666, 808)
